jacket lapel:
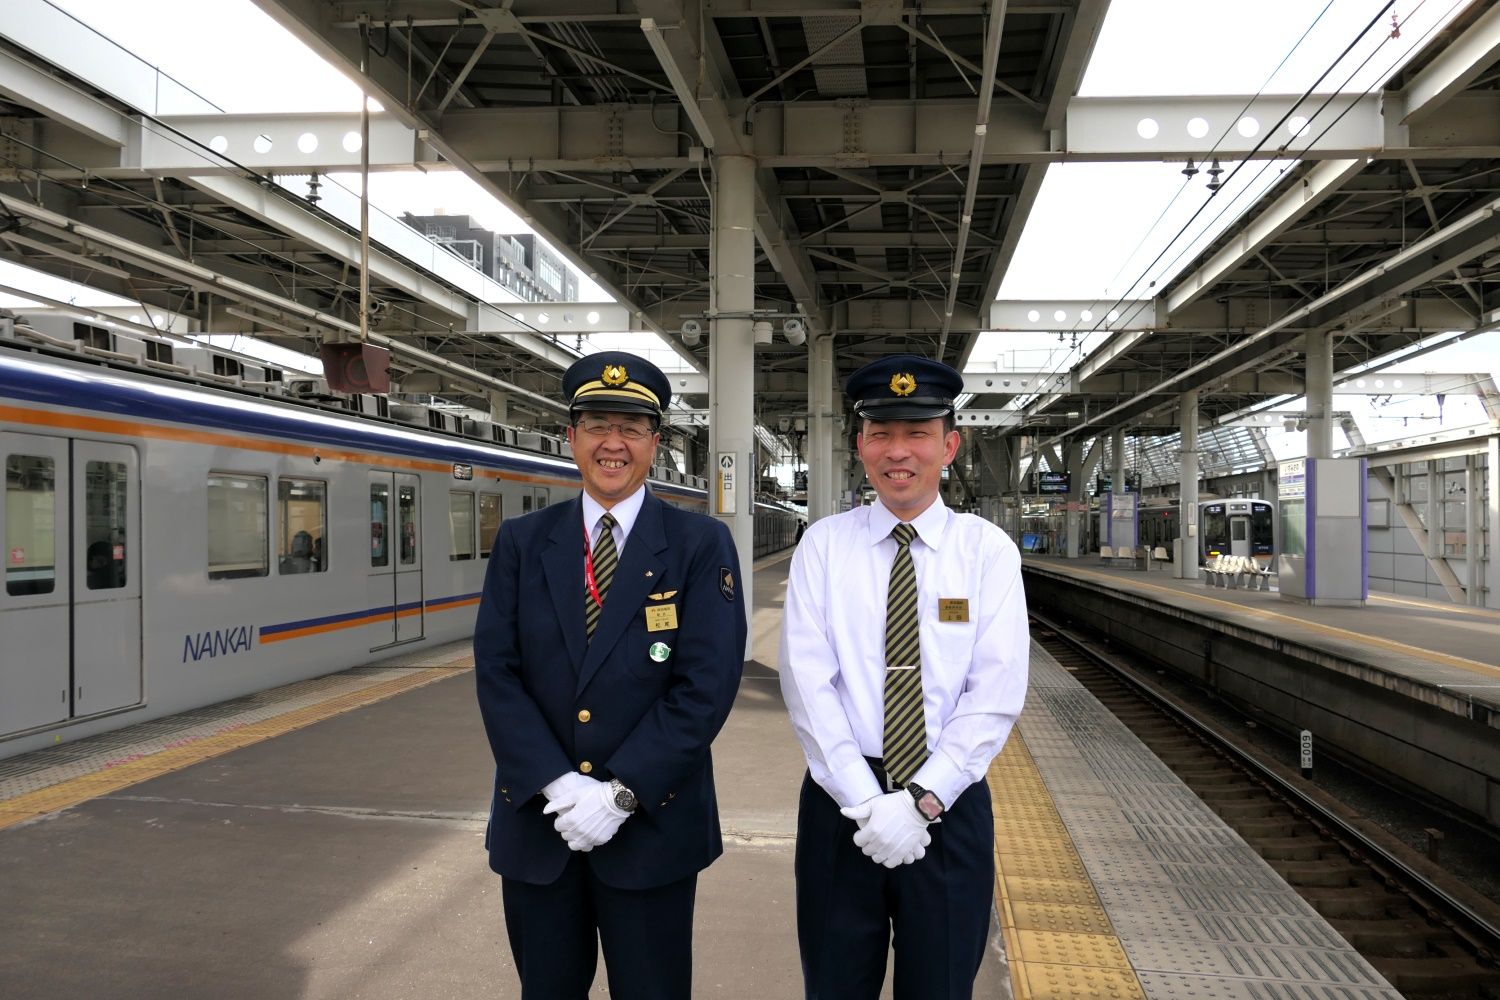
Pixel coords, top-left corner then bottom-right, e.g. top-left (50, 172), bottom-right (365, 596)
top-left (577, 491), bottom-right (668, 694)
top-left (541, 497), bottom-right (587, 673)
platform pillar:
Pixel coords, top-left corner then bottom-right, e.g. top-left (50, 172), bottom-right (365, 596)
top-left (1488, 436), bottom-right (1499, 609)
top-left (807, 331), bottom-right (837, 524)
top-left (1426, 460), bottom-right (1442, 561)
top-left (709, 153), bottom-right (755, 648)
top-left (1305, 330), bottom-right (1333, 460)
top-left (1105, 429), bottom-right (1138, 556)
top-left (1465, 455), bottom-right (1481, 606)
top-left (1063, 440), bottom-right (1084, 558)
top-left (1177, 390), bottom-right (1200, 579)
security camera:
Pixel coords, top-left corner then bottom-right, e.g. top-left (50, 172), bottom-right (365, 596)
top-left (681, 318), bottom-right (702, 346)
top-left (783, 317), bottom-right (806, 345)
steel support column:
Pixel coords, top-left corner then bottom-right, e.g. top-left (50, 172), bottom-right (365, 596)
top-left (807, 332), bottom-right (837, 524)
top-left (1064, 441), bottom-right (1084, 558)
top-left (1111, 429), bottom-right (1127, 508)
top-left (1465, 455), bottom-right (1481, 606)
top-left (1177, 391), bottom-right (1200, 579)
top-left (709, 154), bottom-right (756, 648)
top-left (1305, 330), bottom-right (1334, 460)
top-left (1488, 437), bottom-right (1499, 609)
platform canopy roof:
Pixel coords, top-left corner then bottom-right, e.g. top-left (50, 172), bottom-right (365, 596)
top-left (0, 0), bottom-right (1497, 442)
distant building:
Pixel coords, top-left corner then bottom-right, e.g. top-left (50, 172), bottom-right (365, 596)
top-left (402, 213), bottom-right (579, 303)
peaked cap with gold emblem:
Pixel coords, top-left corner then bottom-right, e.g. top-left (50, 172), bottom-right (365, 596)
top-left (845, 353), bottom-right (963, 420)
top-left (562, 350), bottom-right (671, 419)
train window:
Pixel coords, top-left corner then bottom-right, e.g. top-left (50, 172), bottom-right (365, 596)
top-left (5, 454), bottom-right (56, 596)
top-left (534, 488), bottom-right (549, 509)
top-left (207, 474), bottom-right (268, 580)
top-left (398, 485), bottom-right (418, 565)
top-left (371, 483), bottom-right (390, 567)
top-left (478, 493), bottom-right (502, 557)
top-left (277, 479), bottom-right (326, 574)
top-left (449, 491), bottom-right (475, 561)
top-left (1231, 519), bottom-right (1248, 542)
top-left (1252, 504), bottom-right (1274, 554)
top-left (521, 494), bottom-right (532, 514)
top-left (85, 460), bottom-right (128, 590)
top-left (145, 340), bottom-right (172, 364)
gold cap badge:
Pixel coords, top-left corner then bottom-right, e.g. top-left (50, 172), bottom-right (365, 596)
top-left (602, 363), bottom-right (629, 386)
top-left (889, 372), bottom-right (917, 396)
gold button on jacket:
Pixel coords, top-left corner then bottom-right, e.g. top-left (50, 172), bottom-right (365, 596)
top-left (577, 709), bottom-right (592, 723)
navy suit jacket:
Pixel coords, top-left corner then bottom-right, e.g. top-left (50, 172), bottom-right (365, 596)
top-left (474, 489), bottom-right (746, 890)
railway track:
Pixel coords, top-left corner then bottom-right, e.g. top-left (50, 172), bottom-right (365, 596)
top-left (1031, 611), bottom-right (1500, 999)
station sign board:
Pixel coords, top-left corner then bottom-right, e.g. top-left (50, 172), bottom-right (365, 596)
top-left (1095, 473), bottom-right (1139, 493)
top-left (1028, 471), bottom-right (1070, 495)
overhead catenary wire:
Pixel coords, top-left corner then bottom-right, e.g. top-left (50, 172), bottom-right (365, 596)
top-left (1013, 0), bottom-right (1452, 439)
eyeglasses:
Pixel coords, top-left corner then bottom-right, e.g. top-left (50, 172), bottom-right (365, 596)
top-left (577, 417), bottom-right (654, 442)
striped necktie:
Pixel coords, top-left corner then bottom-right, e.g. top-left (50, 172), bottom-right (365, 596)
top-left (882, 521), bottom-right (927, 785)
top-left (586, 513), bottom-right (618, 641)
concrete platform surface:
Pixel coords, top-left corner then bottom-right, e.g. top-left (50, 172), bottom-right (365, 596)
top-left (0, 551), bottom-right (1008, 999)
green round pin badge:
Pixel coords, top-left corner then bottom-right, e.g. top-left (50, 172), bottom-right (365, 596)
top-left (649, 642), bottom-right (671, 662)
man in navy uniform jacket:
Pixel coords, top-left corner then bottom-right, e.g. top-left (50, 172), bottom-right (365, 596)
top-left (475, 350), bottom-right (746, 1000)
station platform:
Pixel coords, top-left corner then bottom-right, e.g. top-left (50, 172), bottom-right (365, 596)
top-left (0, 552), bottom-right (1399, 998)
top-left (1022, 554), bottom-right (1500, 829)
top-left (1025, 554), bottom-right (1500, 687)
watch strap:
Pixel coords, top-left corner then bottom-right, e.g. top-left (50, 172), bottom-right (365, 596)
top-left (609, 777), bottom-right (638, 812)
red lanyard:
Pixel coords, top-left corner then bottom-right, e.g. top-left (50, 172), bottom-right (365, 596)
top-left (584, 526), bottom-right (604, 607)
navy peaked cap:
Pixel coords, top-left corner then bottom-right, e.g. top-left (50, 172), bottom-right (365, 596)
top-left (846, 354), bottom-right (962, 420)
top-left (562, 351), bottom-right (670, 418)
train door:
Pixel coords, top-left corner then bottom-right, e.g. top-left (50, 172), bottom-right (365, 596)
top-left (1, 434), bottom-right (140, 739)
top-left (71, 442), bottom-right (141, 715)
top-left (1227, 502), bottom-right (1253, 559)
top-left (1, 433), bottom-right (70, 735)
top-left (368, 472), bottom-right (424, 649)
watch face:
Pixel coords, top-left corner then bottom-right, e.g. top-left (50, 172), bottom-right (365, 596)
top-left (615, 788), bottom-right (637, 811)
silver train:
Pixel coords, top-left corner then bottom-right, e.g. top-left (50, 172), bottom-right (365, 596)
top-left (0, 330), bottom-right (797, 761)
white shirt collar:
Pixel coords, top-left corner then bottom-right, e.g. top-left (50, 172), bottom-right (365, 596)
top-left (581, 485), bottom-right (647, 547)
top-left (867, 495), bottom-right (949, 549)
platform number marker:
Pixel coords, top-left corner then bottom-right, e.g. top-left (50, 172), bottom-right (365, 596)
top-left (1299, 729), bottom-right (1313, 778)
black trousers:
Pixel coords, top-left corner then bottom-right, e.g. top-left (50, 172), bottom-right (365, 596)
top-left (794, 770), bottom-right (995, 1000)
top-left (501, 852), bottom-right (697, 1000)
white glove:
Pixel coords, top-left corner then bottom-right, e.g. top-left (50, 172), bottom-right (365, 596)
top-left (544, 777), bottom-right (630, 852)
top-left (841, 791), bottom-right (931, 868)
top-left (541, 771), bottom-right (595, 809)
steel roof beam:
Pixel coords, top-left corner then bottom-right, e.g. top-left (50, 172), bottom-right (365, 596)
top-left (0, 47), bottom-right (127, 147)
top-left (74, 88), bottom-right (1486, 180)
top-left (1395, 1), bottom-right (1500, 124)
top-left (1037, 194), bottom-right (1500, 445)
top-left (1166, 158), bottom-right (1368, 314)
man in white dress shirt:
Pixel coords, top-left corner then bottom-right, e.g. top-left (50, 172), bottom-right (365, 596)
top-left (778, 354), bottom-right (1030, 999)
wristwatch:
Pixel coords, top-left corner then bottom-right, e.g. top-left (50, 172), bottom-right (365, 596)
top-left (609, 777), bottom-right (638, 812)
top-left (905, 781), bottom-right (945, 822)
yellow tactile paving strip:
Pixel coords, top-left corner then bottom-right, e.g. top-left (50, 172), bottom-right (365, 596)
top-left (0, 659), bottom-right (471, 832)
top-left (990, 730), bottom-right (1148, 1000)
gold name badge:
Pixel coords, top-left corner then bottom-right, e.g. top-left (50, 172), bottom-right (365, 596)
top-left (938, 598), bottom-right (970, 623)
top-left (645, 603), bottom-right (679, 632)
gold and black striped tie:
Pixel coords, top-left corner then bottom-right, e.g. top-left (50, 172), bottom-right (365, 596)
top-left (586, 513), bottom-right (618, 641)
top-left (882, 522), bottom-right (927, 785)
